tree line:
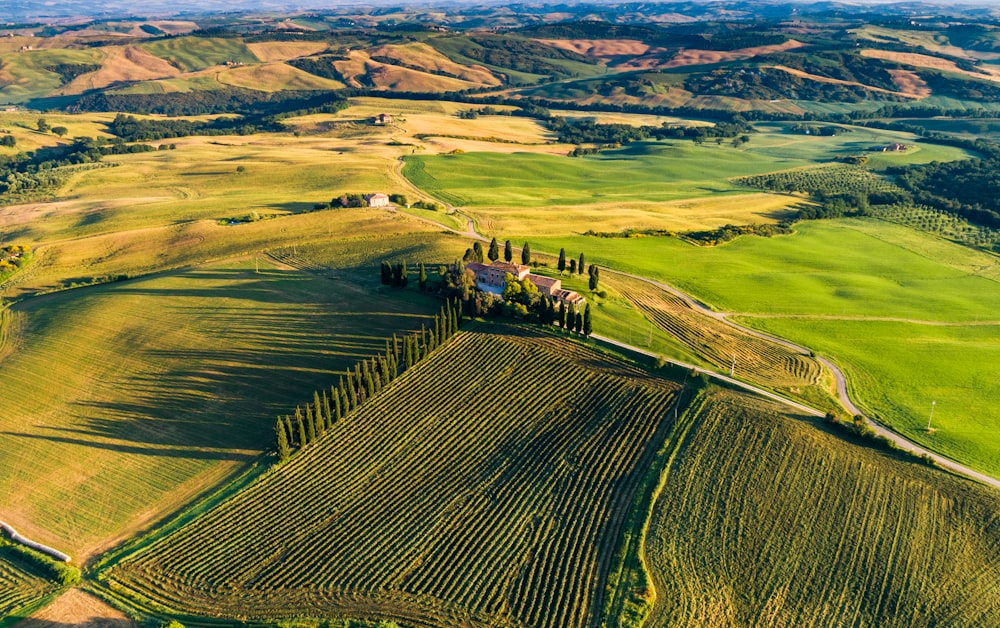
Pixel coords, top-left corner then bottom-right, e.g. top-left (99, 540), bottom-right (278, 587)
top-left (274, 300), bottom-right (463, 462)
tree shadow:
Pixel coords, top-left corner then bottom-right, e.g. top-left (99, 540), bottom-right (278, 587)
top-left (8, 268), bottom-right (438, 459)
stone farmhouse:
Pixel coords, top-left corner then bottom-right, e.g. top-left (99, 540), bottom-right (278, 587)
top-left (364, 193), bottom-right (390, 208)
top-left (372, 113), bottom-right (394, 125)
top-left (466, 260), bottom-right (584, 305)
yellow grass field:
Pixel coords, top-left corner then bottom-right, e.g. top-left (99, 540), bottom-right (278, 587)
top-left (57, 46), bottom-right (180, 95)
top-left (246, 41), bottom-right (329, 63)
top-left (862, 49), bottom-right (1000, 83)
top-left (470, 193), bottom-right (803, 236)
top-left (216, 62), bottom-right (346, 92)
top-left (369, 42), bottom-right (501, 86)
top-left (334, 51), bottom-right (483, 92)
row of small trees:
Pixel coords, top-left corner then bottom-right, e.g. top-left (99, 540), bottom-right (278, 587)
top-left (274, 299), bottom-right (463, 462)
top-left (464, 238), bottom-right (534, 266)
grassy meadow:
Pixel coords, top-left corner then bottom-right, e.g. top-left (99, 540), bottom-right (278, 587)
top-left (643, 388), bottom-right (1000, 626)
top-left (530, 219), bottom-right (1000, 476)
top-left (0, 254), bottom-right (446, 559)
top-left (402, 125), bottom-right (972, 237)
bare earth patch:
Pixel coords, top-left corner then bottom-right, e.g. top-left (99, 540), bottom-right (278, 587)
top-left (862, 49), bottom-right (1000, 84)
top-left (767, 64), bottom-right (915, 97)
top-left (59, 46), bottom-right (180, 94)
top-left (534, 38), bottom-right (653, 59)
top-left (888, 68), bottom-right (931, 97)
top-left (619, 39), bottom-right (805, 71)
top-left (15, 589), bottom-right (135, 628)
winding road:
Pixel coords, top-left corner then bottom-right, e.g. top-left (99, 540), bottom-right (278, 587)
top-left (387, 162), bottom-right (1000, 490)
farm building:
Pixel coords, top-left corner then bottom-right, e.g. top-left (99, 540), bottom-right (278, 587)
top-left (466, 260), bottom-right (583, 303)
top-left (364, 193), bottom-right (390, 208)
top-left (372, 113), bottom-right (394, 125)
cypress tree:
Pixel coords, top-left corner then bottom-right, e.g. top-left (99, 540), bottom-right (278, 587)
top-left (504, 240), bottom-right (512, 262)
top-left (392, 333), bottom-right (400, 358)
top-left (276, 417), bottom-right (290, 461)
top-left (379, 356), bottom-right (391, 387)
top-left (332, 386), bottom-right (342, 420)
top-left (296, 411), bottom-right (308, 447)
top-left (418, 262), bottom-right (427, 291)
top-left (443, 303), bottom-right (452, 338)
top-left (569, 258), bottom-right (577, 274)
top-left (583, 304), bottom-right (592, 336)
top-left (589, 266), bottom-right (599, 291)
top-left (559, 300), bottom-right (567, 328)
top-left (400, 261), bottom-right (408, 287)
top-left (403, 336), bottom-right (413, 369)
top-left (346, 371), bottom-right (358, 408)
top-left (380, 261), bottom-right (392, 285)
top-left (284, 415), bottom-right (295, 447)
top-left (521, 242), bottom-right (531, 265)
top-left (568, 302), bottom-right (577, 332)
top-left (473, 241), bottom-right (484, 262)
top-left (365, 369), bottom-right (376, 398)
top-left (488, 237), bottom-right (499, 261)
top-left (322, 391), bottom-right (332, 428)
top-left (313, 390), bottom-right (322, 423)
top-left (575, 311), bottom-right (583, 333)
top-left (339, 386), bottom-right (350, 417)
top-left (558, 248), bottom-right (566, 272)
top-left (578, 253), bottom-right (585, 274)
top-left (305, 404), bottom-right (317, 442)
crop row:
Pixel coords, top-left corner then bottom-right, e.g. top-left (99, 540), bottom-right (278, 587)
top-left (644, 390), bottom-right (1000, 626)
top-left (0, 551), bottom-right (57, 618)
top-left (736, 164), bottom-right (904, 198)
top-left (873, 204), bottom-right (1000, 251)
top-left (105, 325), bottom-right (681, 627)
top-left (617, 277), bottom-right (822, 388)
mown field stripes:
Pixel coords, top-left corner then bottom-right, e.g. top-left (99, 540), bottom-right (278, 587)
top-left (104, 325), bottom-right (681, 627)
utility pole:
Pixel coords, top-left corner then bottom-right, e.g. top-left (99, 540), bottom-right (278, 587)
top-left (926, 400), bottom-right (936, 431)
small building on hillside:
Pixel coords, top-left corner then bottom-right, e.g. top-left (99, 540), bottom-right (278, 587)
top-left (466, 260), bottom-right (583, 303)
top-left (364, 193), bottom-right (390, 208)
top-left (527, 273), bottom-right (561, 297)
top-left (372, 113), bottom-right (394, 125)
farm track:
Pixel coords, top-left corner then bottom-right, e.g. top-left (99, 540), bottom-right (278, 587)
top-left (391, 179), bottom-right (1000, 488)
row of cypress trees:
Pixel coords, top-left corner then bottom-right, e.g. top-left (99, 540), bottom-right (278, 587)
top-left (274, 298), bottom-right (463, 462)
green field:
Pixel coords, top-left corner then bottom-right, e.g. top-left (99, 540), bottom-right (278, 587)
top-left (0, 256), bottom-right (444, 559)
top-left (101, 325), bottom-right (681, 627)
top-left (529, 219), bottom-right (1000, 476)
top-left (140, 37), bottom-right (258, 72)
top-left (644, 388), bottom-right (1000, 626)
top-left (743, 318), bottom-right (1000, 477)
top-left (403, 140), bottom-right (806, 209)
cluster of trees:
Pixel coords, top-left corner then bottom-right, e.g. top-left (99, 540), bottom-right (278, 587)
top-left (41, 62), bottom-right (100, 83)
top-left (0, 244), bottom-right (32, 276)
top-left (554, 117), bottom-right (755, 152)
top-left (73, 87), bottom-right (348, 119)
top-left (891, 156), bottom-right (1000, 229)
top-left (275, 300), bottom-right (463, 461)
top-left (380, 261), bottom-right (410, 287)
top-left (556, 248), bottom-right (600, 289)
top-left (436, 34), bottom-right (594, 81)
top-left (464, 274), bottom-right (592, 337)
top-left (462, 237), bottom-right (532, 266)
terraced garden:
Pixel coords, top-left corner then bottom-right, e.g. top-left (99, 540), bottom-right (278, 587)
top-left (644, 389), bottom-right (1000, 626)
top-left (102, 325), bottom-right (682, 627)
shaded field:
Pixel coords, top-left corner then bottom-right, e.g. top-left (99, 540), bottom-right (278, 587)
top-left (103, 326), bottom-right (681, 627)
top-left (645, 389), bottom-right (1000, 626)
top-left (0, 547), bottom-right (58, 621)
top-left (0, 256), bottom-right (444, 559)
